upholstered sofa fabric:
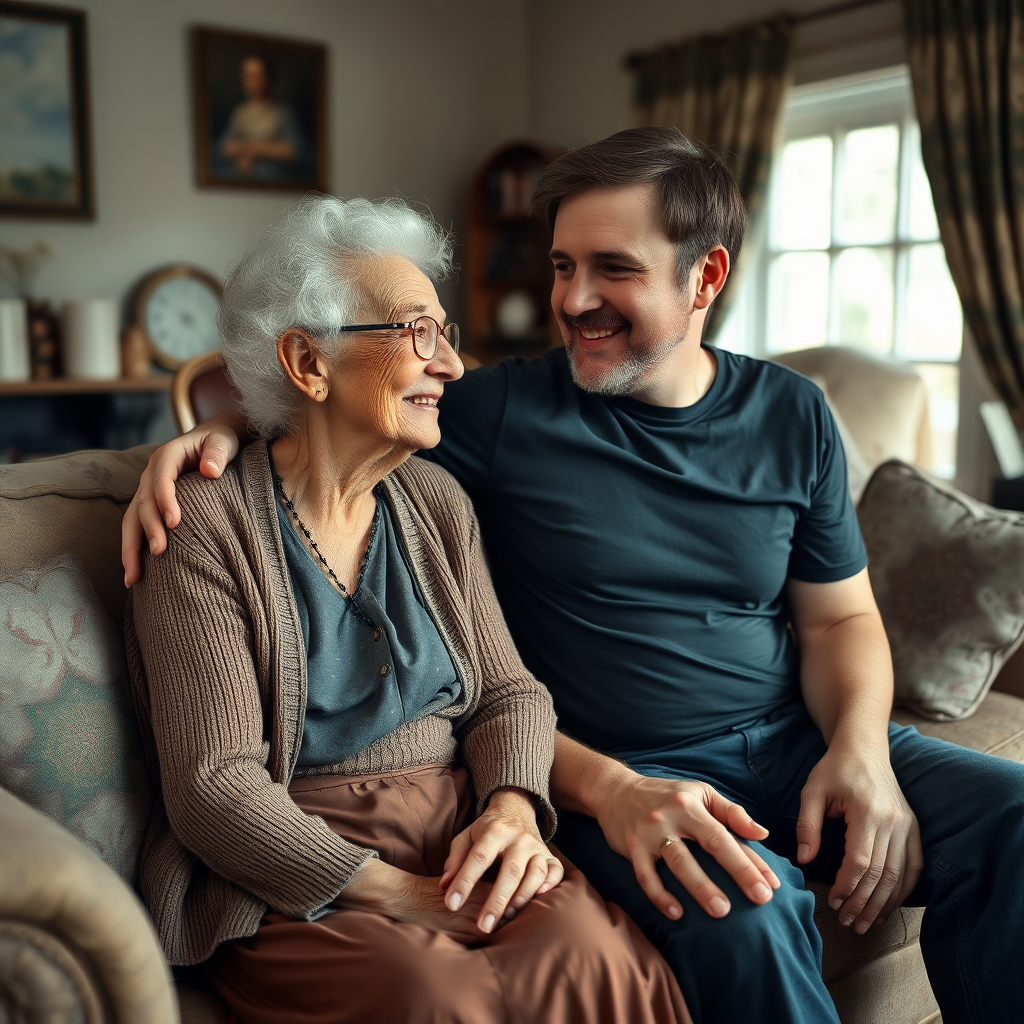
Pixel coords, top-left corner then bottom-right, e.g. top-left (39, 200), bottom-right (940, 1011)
top-left (858, 460), bottom-right (1024, 720)
top-left (0, 445), bottom-right (157, 626)
top-left (0, 786), bottom-right (177, 1024)
top-left (0, 556), bottom-right (151, 882)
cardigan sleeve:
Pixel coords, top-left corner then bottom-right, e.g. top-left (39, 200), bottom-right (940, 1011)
top-left (451, 493), bottom-right (558, 840)
top-left (128, 516), bottom-right (377, 919)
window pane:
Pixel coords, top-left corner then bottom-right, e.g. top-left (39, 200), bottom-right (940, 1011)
top-left (903, 243), bottom-right (963, 360)
top-left (772, 136), bottom-right (833, 249)
top-left (767, 252), bottom-right (830, 352)
top-left (915, 362), bottom-right (959, 479)
top-left (906, 121), bottom-right (940, 240)
top-left (832, 246), bottom-right (894, 353)
top-left (835, 125), bottom-right (899, 244)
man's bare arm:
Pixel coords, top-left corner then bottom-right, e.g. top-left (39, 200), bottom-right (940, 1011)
top-left (551, 731), bottom-right (779, 921)
top-left (788, 568), bottom-right (923, 933)
top-left (122, 411), bottom-right (249, 586)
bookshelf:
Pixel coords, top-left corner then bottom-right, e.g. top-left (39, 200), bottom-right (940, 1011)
top-left (465, 142), bottom-right (561, 365)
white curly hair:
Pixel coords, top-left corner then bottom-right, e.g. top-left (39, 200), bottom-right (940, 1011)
top-left (218, 194), bottom-right (454, 437)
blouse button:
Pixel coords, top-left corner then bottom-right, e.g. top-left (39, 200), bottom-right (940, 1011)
top-left (380, 664), bottom-right (391, 677)
top-left (372, 627), bottom-right (383, 641)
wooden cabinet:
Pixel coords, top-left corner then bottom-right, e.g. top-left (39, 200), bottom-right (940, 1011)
top-left (465, 142), bottom-right (562, 365)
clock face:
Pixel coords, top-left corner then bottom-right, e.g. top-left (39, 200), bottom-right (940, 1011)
top-left (144, 275), bottom-right (221, 365)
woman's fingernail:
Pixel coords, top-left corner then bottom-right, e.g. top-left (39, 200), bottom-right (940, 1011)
top-left (439, 872), bottom-right (450, 887)
top-left (709, 896), bottom-right (730, 916)
top-left (797, 843), bottom-right (810, 861)
top-left (842, 914), bottom-right (855, 927)
top-left (830, 897), bottom-right (843, 911)
top-left (149, 539), bottom-right (158, 554)
top-left (448, 892), bottom-right (462, 911)
top-left (768, 872), bottom-right (781, 889)
top-left (505, 906), bottom-right (517, 919)
top-left (855, 920), bottom-right (870, 935)
top-left (667, 904), bottom-right (682, 919)
top-left (481, 914), bottom-right (495, 933)
top-left (753, 882), bottom-right (772, 902)
top-left (164, 512), bottom-right (174, 526)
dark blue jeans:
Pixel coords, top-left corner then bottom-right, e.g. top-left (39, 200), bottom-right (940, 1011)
top-left (554, 701), bottom-right (1024, 1024)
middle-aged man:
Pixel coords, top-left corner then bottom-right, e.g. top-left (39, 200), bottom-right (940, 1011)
top-left (123, 128), bottom-right (1024, 1023)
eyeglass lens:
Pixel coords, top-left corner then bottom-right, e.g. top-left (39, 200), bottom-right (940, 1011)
top-left (412, 317), bottom-right (460, 358)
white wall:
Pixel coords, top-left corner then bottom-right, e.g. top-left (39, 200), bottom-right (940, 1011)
top-left (0, 0), bottom-right (533, 323)
top-left (524, 0), bottom-right (905, 150)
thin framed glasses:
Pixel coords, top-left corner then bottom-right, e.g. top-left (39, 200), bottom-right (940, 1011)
top-left (338, 315), bottom-right (460, 360)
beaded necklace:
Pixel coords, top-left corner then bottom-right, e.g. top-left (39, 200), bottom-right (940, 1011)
top-left (273, 473), bottom-right (376, 600)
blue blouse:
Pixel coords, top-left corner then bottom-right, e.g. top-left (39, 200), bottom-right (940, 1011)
top-left (276, 490), bottom-right (461, 768)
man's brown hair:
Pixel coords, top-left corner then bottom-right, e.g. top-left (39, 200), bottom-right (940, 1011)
top-left (531, 126), bottom-right (747, 284)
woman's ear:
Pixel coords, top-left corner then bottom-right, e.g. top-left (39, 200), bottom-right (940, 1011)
top-left (277, 329), bottom-right (328, 402)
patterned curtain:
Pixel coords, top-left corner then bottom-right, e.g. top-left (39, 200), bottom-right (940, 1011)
top-left (631, 18), bottom-right (792, 340)
top-left (905, 0), bottom-right (1024, 417)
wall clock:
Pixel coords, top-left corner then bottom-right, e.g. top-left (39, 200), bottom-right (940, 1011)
top-left (132, 265), bottom-right (222, 370)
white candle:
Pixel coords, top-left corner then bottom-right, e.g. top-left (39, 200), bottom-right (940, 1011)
top-left (0, 299), bottom-right (30, 382)
top-left (62, 299), bottom-right (121, 380)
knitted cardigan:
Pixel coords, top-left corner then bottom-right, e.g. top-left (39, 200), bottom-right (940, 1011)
top-left (124, 441), bottom-right (557, 966)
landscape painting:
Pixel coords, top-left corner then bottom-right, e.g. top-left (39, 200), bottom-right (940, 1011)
top-left (0, 2), bottom-right (93, 219)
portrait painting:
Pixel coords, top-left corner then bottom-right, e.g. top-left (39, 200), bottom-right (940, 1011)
top-left (0, 1), bottom-right (93, 219)
top-left (192, 27), bottom-right (327, 192)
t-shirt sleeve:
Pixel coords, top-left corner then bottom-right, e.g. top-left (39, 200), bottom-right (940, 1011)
top-left (787, 393), bottom-right (868, 584)
top-left (420, 363), bottom-right (510, 493)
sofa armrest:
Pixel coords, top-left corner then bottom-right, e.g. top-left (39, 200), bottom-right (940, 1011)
top-left (0, 787), bottom-right (177, 1024)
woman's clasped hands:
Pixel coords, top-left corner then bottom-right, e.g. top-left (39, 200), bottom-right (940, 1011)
top-left (337, 787), bottom-right (563, 944)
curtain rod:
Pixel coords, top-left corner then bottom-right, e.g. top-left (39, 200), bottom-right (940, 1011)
top-left (624, 0), bottom-right (892, 69)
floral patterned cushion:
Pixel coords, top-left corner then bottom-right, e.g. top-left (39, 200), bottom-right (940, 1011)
top-left (857, 461), bottom-right (1024, 720)
top-left (0, 556), bottom-right (151, 882)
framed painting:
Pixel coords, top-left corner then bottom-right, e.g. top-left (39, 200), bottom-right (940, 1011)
top-left (192, 26), bottom-right (328, 193)
top-left (0, 1), bottom-right (93, 219)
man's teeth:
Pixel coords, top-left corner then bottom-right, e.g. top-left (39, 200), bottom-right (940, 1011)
top-left (409, 396), bottom-right (437, 406)
top-left (579, 328), bottom-right (619, 339)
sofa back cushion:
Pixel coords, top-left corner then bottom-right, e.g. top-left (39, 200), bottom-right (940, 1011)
top-left (0, 445), bottom-right (156, 625)
top-left (0, 556), bottom-right (152, 881)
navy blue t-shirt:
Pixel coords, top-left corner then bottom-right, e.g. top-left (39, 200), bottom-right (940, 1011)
top-left (422, 347), bottom-right (866, 754)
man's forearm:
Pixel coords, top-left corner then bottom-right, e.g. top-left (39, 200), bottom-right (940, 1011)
top-left (551, 731), bottom-right (637, 817)
top-left (798, 610), bottom-right (893, 749)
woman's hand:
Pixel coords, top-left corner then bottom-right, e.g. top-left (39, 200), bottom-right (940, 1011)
top-left (440, 787), bottom-right (563, 933)
top-left (122, 413), bottom-right (246, 587)
top-left (335, 860), bottom-right (494, 945)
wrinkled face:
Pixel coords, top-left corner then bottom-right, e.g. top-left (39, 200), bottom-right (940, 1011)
top-left (549, 184), bottom-right (694, 396)
top-left (241, 57), bottom-right (269, 100)
top-left (326, 254), bottom-right (462, 453)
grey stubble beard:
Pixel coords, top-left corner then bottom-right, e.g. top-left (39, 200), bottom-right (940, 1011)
top-left (565, 310), bottom-right (690, 397)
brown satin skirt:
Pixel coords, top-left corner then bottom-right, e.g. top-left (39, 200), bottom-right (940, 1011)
top-left (207, 764), bottom-right (690, 1024)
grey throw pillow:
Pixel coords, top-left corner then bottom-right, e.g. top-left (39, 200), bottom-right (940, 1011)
top-left (0, 556), bottom-right (152, 882)
top-left (857, 461), bottom-right (1024, 720)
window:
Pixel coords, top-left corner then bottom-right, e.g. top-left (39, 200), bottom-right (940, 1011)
top-left (719, 68), bottom-right (963, 477)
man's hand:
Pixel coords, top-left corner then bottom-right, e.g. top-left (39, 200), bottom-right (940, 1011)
top-left (796, 740), bottom-right (923, 934)
top-left (594, 771), bottom-right (781, 921)
top-left (336, 860), bottom-right (495, 945)
top-left (787, 570), bottom-right (923, 933)
top-left (122, 414), bottom-right (245, 587)
top-left (439, 787), bottom-right (563, 933)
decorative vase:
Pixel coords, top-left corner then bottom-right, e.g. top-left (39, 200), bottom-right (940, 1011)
top-left (26, 299), bottom-right (60, 379)
top-left (61, 299), bottom-right (120, 380)
top-left (0, 299), bottom-right (31, 381)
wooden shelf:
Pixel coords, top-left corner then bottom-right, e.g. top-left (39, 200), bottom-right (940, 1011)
top-left (0, 376), bottom-right (172, 397)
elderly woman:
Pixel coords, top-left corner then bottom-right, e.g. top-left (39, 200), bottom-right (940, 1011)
top-left (125, 196), bottom-right (689, 1024)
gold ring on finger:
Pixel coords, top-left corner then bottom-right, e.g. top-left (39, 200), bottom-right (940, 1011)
top-left (659, 836), bottom-right (682, 854)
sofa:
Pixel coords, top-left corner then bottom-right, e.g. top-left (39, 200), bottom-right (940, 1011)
top-left (2, 347), bottom-right (1023, 1024)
